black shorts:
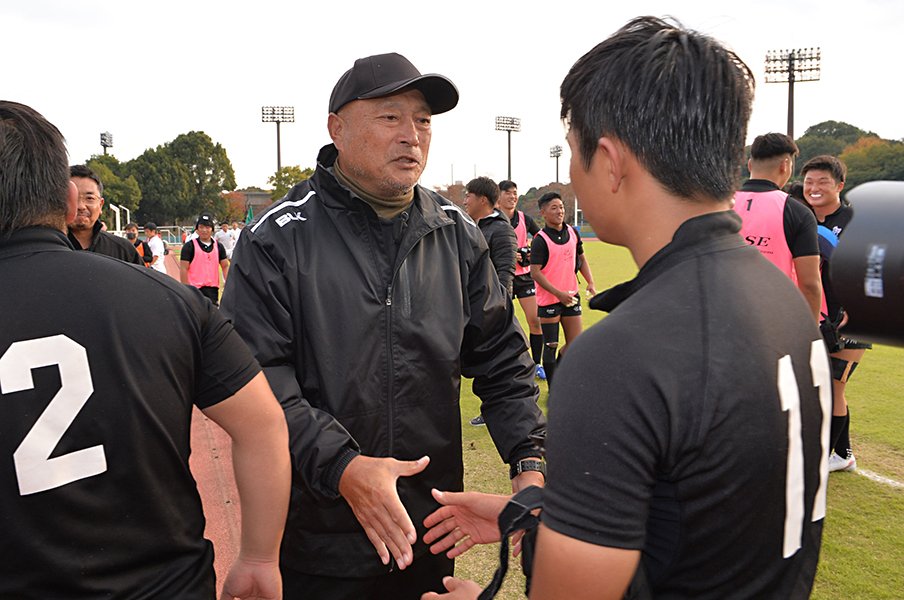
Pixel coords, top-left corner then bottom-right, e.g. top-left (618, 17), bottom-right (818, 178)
top-left (512, 274), bottom-right (536, 299)
top-left (538, 298), bottom-right (582, 318)
top-left (198, 286), bottom-right (220, 307)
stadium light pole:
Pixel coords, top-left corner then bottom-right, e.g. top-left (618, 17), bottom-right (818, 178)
top-left (550, 145), bottom-right (563, 183)
top-left (765, 48), bottom-right (821, 139)
top-left (495, 116), bottom-right (521, 180)
top-left (261, 106), bottom-right (295, 173)
top-left (100, 131), bottom-right (113, 155)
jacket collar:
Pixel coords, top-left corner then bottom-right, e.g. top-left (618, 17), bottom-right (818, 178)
top-left (0, 227), bottom-right (74, 259)
top-left (740, 178), bottom-right (782, 193)
top-left (312, 144), bottom-right (454, 232)
top-left (590, 210), bottom-right (743, 313)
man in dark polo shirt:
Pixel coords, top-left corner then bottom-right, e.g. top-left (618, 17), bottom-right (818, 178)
top-left (67, 164), bottom-right (141, 264)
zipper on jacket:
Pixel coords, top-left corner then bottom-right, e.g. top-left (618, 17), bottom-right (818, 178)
top-left (385, 282), bottom-right (394, 456)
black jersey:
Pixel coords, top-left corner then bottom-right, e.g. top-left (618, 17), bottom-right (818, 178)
top-left (510, 210), bottom-right (541, 236)
top-left (542, 211), bottom-right (829, 599)
top-left (530, 225), bottom-right (584, 269)
top-left (815, 202), bottom-right (854, 321)
top-left (181, 237), bottom-right (228, 263)
top-left (0, 228), bottom-right (260, 598)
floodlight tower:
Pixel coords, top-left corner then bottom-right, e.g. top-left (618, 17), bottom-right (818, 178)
top-left (100, 131), bottom-right (113, 155)
top-left (495, 116), bottom-right (521, 180)
top-left (261, 106), bottom-right (295, 173)
top-left (765, 48), bottom-right (821, 139)
top-left (550, 145), bottom-right (563, 183)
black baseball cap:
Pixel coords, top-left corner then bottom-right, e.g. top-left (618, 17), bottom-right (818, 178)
top-left (329, 53), bottom-right (459, 115)
top-left (196, 213), bottom-right (214, 229)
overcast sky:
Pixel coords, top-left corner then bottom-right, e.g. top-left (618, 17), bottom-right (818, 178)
top-left (4, 0), bottom-right (902, 193)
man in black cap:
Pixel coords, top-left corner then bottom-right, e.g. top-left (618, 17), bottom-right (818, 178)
top-left (221, 53), bottom-right (545, 598)
top-left (180, 213), bottom-right (229, 305)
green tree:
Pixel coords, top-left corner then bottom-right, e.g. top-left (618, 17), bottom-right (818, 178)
top-left (127, 146), bottom-right (192, 225)
top-left (268, 166), bottom-right (314, 200)
top-left (86, 155), bottom-right (142, 215)
top-left (840, 137), bottom-right (904, 192)
top-left (166, 131), bottom-right (236, 217)
top-left (795, 121), bottom-right (878, 174)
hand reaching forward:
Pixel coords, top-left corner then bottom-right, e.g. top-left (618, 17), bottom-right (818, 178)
top-left (219, 556), bottom-right (281, 600)
top-left (421, 576), bottom-right (483, 600)
top-left (338, 454), bottom-right (429, 569)
top-left (422, 488), bottom-right (510, 558)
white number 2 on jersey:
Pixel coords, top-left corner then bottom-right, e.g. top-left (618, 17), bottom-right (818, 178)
top-left (778, 340), bottom-right (832, 559)
top-left (0, 335), bottom-right (107, 495)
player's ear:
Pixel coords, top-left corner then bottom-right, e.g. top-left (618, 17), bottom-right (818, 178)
top-left (65, 180), bottom-right (78, 223)
top-left (597, 137), bottom-right (625, 194)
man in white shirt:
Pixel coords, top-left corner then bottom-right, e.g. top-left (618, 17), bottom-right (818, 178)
top-left (145, 222), bottom-right (168, 275)
top-left (215, 222), bottom-right (236, 259)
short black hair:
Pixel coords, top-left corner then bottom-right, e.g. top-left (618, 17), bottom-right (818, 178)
top-left (498, 180), bottom-right (517, 192)
top-left (785, 182), bottom-right (805, 202)
top-left (538, 191), bottom-right (562, 209)
top-left (125, 222), bottom-right (139, 230)
top-left (560, 16), bottom-right (754, 202)
top-left (465, 176), bottom-right (499, 205)
top-left (70, 164), bottom-right (104, 196)
top-left (800, 154), bottom-right (846, 183)
top-left (0, 101), bottom-right (70, 235)
top-left (750, 133), bottom-right (799, 160)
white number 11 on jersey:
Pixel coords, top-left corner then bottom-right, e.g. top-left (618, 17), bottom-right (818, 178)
top-left (1, 335), bottom-right (107, 496)
top-left (778, 340), bottom-right (832, 559)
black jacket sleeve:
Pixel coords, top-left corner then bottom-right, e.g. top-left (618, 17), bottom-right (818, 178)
top-left (486, 219), bottom-right (517, 296)
top-left (220, 226), bottom-right (359, 501)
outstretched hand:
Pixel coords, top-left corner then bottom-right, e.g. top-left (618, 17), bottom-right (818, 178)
top-left (219, 556), bottom-right (281, 600)
top-left (422, 488), bottom-right (510, 558)
top-left (421, 576), bottom-right (483, 600)
top-left (339, 454), bottom-right (429, 569)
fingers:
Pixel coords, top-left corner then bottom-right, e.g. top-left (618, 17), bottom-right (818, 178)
top-left (423, 512), bottom-right (457, 544)
top-left (361, 525), bottom-right (391, 565)
top-left (512, 529), bottom-right (525, 557)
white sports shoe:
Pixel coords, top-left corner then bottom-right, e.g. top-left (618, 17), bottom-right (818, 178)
top-left (828, 452), bottom-right (857, 473)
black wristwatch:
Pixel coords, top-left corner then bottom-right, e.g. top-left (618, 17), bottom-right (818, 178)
top-left (510, 458), bottom-right (546, 480)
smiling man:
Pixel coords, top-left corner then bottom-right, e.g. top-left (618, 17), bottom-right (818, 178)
top-left (67, 164), bottom-right (141, 264)
top-left (221, 53), bottom-right (545, 599)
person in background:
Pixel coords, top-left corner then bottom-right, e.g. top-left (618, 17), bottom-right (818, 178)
top-left (733, 133), bottom-right (821, 321)
top-left (0, 99), bottom-right (291, 600)
top-left (124, 222), bottom-right (152, 267)
top-left (462, 176), bottom-right (518, 427)
top-left (180, 213), bottom-right (229, 306)
top-left (530, 191), bottom-right (595, 386)
top-left (801, 154), bottom-right (868, 473)
top-left (215, 221), bottom-right (236, 260)
top-left (497, 180), bottom-right (546, 380)
top-left (144, 221), bottom-right (168, 275)
top-left (67, 164), bottom-right (141, 264)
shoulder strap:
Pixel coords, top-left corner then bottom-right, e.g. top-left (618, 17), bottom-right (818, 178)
top-left (479, 485), bottom-right (544, 600)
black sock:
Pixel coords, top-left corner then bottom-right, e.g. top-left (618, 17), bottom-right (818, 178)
top-left (530, 334), bottom-right (544, 365)
top-left (834, 410), bottom-right (852, 458)
top-left (542, 345), bottom-right (557, 386)
top-left (830, 415), bottom-right (846, 456)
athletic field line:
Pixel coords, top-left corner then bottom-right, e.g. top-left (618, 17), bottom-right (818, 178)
top-left (856, 468), bottom-right (904, 490)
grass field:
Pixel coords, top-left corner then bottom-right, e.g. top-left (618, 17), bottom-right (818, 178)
top-left (454, 240), bottom-right (904, 599)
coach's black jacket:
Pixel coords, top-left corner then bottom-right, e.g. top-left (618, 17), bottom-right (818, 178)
top-left (221, 144), bottom-right (543, 577)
